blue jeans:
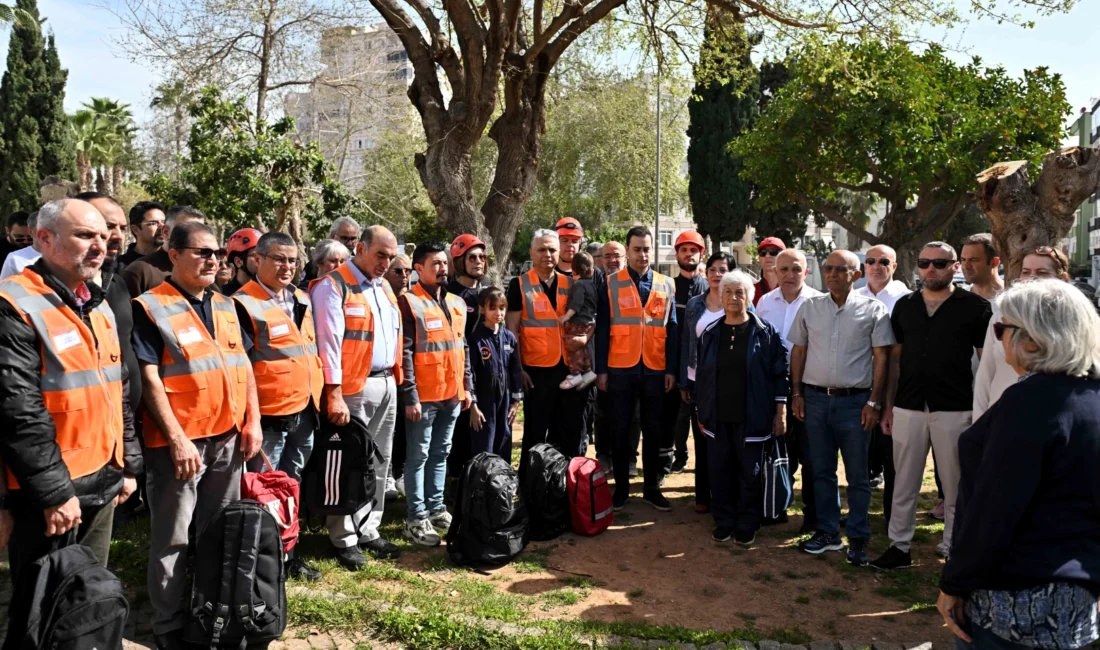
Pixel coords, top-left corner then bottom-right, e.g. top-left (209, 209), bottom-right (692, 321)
top-left (956, 622), bottom-right (1035, 650)
top-left (247, 409), bottom-right (316, 482)
top-left (803, 390), bottom-right (871, 540)
top-left (405, 401), bottom-right (461, 521)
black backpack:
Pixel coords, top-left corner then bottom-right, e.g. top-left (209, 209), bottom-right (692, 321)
top-left (521, 443), bottom-right (570, 541)
top-left (446, 453), bottom-right (529, 566)
top-left (300, 414), bottom-right (382, 517)
top-left (2, 542), bottom-right (128, 650)
top-left (183, 500), bottom-right (286, 649)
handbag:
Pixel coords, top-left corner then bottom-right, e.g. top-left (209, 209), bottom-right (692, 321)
top-left (241, 449), bottom-right (301, 553)
top-left (762, 437), bottom-right (793, 520)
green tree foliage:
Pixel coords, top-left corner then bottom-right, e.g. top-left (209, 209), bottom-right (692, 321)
top-left (733, 40), bottom-right (1069, 274)
top-left (40, 35), bottom-right (74, 182)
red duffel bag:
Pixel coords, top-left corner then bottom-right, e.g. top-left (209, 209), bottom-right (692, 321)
top-left (566, 457), bottom-right (614, 536)
top-left (241, 450), bottom-right (301, 553)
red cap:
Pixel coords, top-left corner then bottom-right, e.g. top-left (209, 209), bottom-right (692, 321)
top-left (674, 230), bottom-right (705, 252)
top-left (759, 237), bottom-right (787, 251)
top-left (227, 228), bottom-right (262, 255)
top-left (554, 217), bottom-right (584, 239)
top-left (450, 233), bottom-right (486, 260)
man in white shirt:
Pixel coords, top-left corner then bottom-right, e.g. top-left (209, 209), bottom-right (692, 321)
top-left (0, 211), bottom-right (41, 279)
top-left (755, 249), bottom-right (822, 532)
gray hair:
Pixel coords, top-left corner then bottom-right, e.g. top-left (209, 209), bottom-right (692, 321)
top-left (256, 231), bottom-right (295, 256)
top-left (311, 239), bottom-right (350, 266)
top-left (35, 199), bottom-right (69, 234)
top-left (586, 242), bottom-right (603, 255)
top-left (719, 269), bottom-right (756, 305)
top-left (531, 229), bottom-right (559, 245)
top-left (922, 240), bottom-right (957, 260)
top-left (999, 279), bottom-right (1100, 378)
top-left (328, 216), bottom-right (361, 238)
top-left (165, 205), bottom-right (205, 225)
top-left (390, 253), bottom-right (411, 269)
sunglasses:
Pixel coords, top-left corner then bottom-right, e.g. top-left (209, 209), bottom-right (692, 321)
top-left (338, 235), bottom-right (359, 245)
top-left (864, 257), bottom-right (892, 267)
top-left (464, 253), bottom-right (487, 261)
top-left (993, 322), bottom-right (1022, 341)
top-left (176, 247), bottom-right (223, 260)
top-left (823, 264), bottom-right (853, 274)
top-left (759, 248), bottom-right (782, 257)
top-left (917, 258), bottom-right (954, 270)
top-left (390, 268), bottom-right (412, 276)
top-left (1024, 246), bottom-right (1068, 272)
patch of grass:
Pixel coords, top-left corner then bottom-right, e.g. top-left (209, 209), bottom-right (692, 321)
top-left (513, 546), bottom-right (555, 574)
top-left (795, 595), bottom-right (810, 604)
top-left (560, 576), bottom-right (602, 589)
top-left (422, 554), bottom-right (452, 572)
top-left (107, 517), bottom-right (152, 590)
top-left (736, 612), bottom-right (757, 626)
top-left (819, 587), bottom-right (850, 601)
top-left (537, 619), bottom-right (812, 647)
top-left (541, 588), bottom-right (585, 608)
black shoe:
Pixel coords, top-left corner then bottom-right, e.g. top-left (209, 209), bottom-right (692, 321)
top-left (360, 537), bottom-right (402, 559)
top-left (847, 538), bottom-right (869, 566)
top-left (839, 514), bottom-right (848, 528)
top-left (712, 526), bottom-right (733, 542)
top-left (734, 530), bottom-right (756, 546)
top-left (670, 458), bottom-right (687, 473)
top-left (287, 557), bottom-right (322, 582)
top-left (333, 545), bottom-right (367, 571)
top-left (642, 491), bottom-right (672, 512)
top-left (799, 531), bottom-right (844, 555)
top-left (869, 545), bottom-right (912, 570)
top-left (761, 513), bottom-right (789, 526)
top-left (613, 489), bottom-right (629, 512)
top-left (870, 475), bottom-right (884, 488)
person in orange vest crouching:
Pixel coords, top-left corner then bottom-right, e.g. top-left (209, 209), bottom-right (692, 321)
top-left (231, 231), bottom-right (324, 582)
top-left (596, 226), bottom-right (679, 512)
top-left (131, 221), bottom-right (263, 650)
top-left (399, 241), bottom-right (473, 547)
top-left (309, 225), bottom-right (403, 571)
top-left (0, 199), bottom-right (142, 585)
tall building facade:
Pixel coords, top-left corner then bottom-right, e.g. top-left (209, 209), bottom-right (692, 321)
top-left (1067, 100), bottom-right (1099, 277)
top-left (284, 24), bottom-right (414, 189)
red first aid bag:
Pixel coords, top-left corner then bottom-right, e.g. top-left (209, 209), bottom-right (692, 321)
top-left (566, 457), bottom-right (613, 536)
top-left (241, 451), bottom-right (301, 553)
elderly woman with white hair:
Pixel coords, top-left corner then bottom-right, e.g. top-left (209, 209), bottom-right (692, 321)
top-left (687, 269), bottom-right (789, 545)
top-left (939, 279), bottom-right (1100, 650)
top-left (300, 239), bottom-right (350, 290)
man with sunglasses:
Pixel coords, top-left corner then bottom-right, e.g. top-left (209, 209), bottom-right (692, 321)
top-left (0, 210), bottom-right (42, 280)
top-left (753, 237), bottom-right (786, 307)
top-left (120, 205), bottom-right (206, 298)
top-left (446, 234), bottom-right (488, 481)
top-left (0, 210), bottom-right (32, 267)
top-left (870, 242), bottom-right (991, 570)
top-left (973, 246), bottom-right (1071, 420)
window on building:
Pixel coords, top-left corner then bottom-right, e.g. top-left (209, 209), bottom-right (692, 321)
top-left (387, 50), bottom-right (409, 63)
top-left (659, 230), bottom-right (673, 247)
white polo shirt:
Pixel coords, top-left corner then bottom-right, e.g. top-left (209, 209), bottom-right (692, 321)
top-left (855, 279), bottom-right (911, 315)
top-left (755, 284), bottom-right (823, 354)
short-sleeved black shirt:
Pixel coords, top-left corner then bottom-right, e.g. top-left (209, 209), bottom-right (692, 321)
top-left (891, 287), bottom-right (992, 412)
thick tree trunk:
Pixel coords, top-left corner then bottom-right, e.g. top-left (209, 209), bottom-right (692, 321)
top-left (112, 163), bottom-right (125, 194)
top-left (978, 147), bottom-right (1100, 282)
top-left (77, 153), bottom-right (93, 191)
top-left (95, 167), bottom-right (107, 194)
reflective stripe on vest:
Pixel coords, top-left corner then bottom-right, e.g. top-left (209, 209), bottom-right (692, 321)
top-left (233, 280), bottom-right (324, 416)
top-left (517, 268), bottom-right (570, 367)
top-left (405, 283), bottom-right (465, 403)
top-left (0, 270), bottom-right (125, 488)
top-left (606, 268), bottom-right (674, 370)
top-left (134, 282), bottom-right (249, 447)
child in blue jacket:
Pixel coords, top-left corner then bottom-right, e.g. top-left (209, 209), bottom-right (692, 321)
top-left (468, 287), bottom-right (524, 459)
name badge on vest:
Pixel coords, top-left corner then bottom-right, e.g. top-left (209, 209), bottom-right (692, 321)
top-left (270, 323), bottom-right (291, 339)
top-left (534, 295), bottom-right (550, 310)
top-left (346, 306), bottom-right (366, 317)
top-left (177, 326), bottom-right (203, 346)
top-left (52, 329), bottom-right (81, 352)
top-left (618, 295), bottom-right (637, 309)
top-left (425, 318), bottom-right (444, 331)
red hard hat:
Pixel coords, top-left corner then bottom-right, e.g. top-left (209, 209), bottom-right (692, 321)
top-left (554, 216), bottom-right (584, 239)
top-left (450, 233), bottom-right (486, 260)
top-left (674, 230), bottom-right (706, 252)
top-left (226, 228), bottom-right (262, 255)
top-left (759, 236), bottom-right (787, 251)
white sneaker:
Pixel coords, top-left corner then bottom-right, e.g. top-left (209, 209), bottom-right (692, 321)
top-left (429, 509), bottom-right (453, 531)
top-left (577, 371), bottom-right (598, 390)
top-left (936, 542), bottom-right (951, 559)
top-left (384, 476), bottom-right (398, 500)
top-left (559, 374), bottom-right (584, 390)
top-left (395, 475), bottom-right (406, 497)
top-left (404, 518), bottom-right (441, 546)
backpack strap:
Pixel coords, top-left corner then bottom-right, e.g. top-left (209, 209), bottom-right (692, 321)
top-left (234, 506), bottom-right (277, 639)
top-left (208, 508), bottom-right (242, 649)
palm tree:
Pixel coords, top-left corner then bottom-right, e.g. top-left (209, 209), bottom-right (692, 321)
top-left (79, 98), bottom-right (135, 193)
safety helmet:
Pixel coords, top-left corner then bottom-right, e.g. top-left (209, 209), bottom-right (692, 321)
top-left (226, 228), bottom-right (262, 255)
top-left (674, 230), bottom-right (706, 252)
top-left (553, 217), bottom-right (584, 239)
top-left (450, 233), bottom-right (486, 260)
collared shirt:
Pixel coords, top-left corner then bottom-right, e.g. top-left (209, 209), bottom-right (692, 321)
top-left (257, 279), bottom-right (295, 320)
top-left (755, 284), bottom-right (824, 355)
top-left (855, 279), bottom-right (911, 315)
top-left (310, 260), bottom-right (400, 384)
top-left (788, 291), bottom-right (895, 389)
top-left (0, 245), bottom-right (41, 280)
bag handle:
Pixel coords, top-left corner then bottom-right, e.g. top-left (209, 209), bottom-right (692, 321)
top-left (257, 449), bottom-right (275, 473)
top-left (208, 508), bottom-right (242, 649)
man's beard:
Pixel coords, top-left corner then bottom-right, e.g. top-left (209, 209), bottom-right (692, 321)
top-left (678, 260), bottom-right (698, 272)
top-left (923, 276), bottom-right (952, 291)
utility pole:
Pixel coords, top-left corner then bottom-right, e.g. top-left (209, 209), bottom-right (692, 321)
top-left (655, 73), bottom-right (662, 270)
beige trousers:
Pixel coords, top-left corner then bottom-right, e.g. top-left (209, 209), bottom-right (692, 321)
top-left (888, 407), bottom-right (972, 553)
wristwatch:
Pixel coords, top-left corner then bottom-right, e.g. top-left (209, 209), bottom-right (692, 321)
top-left (866, 400), bottom-right (882, 412)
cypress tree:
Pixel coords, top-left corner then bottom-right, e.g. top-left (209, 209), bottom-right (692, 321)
top-left (39, 34), bottom-right (76, 181)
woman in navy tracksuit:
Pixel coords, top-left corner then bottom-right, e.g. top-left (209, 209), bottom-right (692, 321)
top-left (468, 287), bottom-right (524, 459)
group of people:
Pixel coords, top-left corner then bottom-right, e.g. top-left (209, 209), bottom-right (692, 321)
top-left (0, 196), bottom-right (1098, 650)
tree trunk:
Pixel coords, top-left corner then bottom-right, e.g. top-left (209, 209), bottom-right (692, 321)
top-left (77, 152), bottom-right (93, 191)
top-left (95, 167), bottom-right (107, 194)
top-left (112, 163), bottom-right (125, 194)
top-left (274, 192), bottom-right (307, 263)
top-left (978, 147), bottom-right (1100, 282)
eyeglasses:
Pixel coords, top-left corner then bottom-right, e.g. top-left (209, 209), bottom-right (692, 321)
top-left (141, 220), bottom-right (166, 228)
top-left (823, 264), bottom-right (853, 274)
top-left (263, 254), bottom-right (298, 267)
top-left (176, 247), bottom-right (222, 260)
top-left (337, 235), bottom-right (359, 245)
top-left (465, 253), bottom-right (487, 262)
top-left (706, 266), bottom-right (730, 275)
top-left (1023, 246), bottom-right (1068, 272)
top-left (864, 257), bottom-right (892, 267)
top-left (390, 268), bottom-right (412, 276)
top-left (759, 248), bottom-right (782, 257)
top-left (993, 322), bottom-right (1022, 341)
top-left (916, 258), bottom-right (953, 270)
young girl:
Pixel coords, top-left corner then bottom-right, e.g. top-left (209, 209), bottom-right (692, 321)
top-left (468, 288), bottom-right (524, 459)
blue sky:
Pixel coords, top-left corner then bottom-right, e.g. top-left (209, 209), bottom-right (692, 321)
top-left (1, 0), bottom-right (1098, 124)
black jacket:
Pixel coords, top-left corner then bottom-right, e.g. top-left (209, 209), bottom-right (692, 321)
top-left (942, 372), bottom-right (1100, 597)
top-left (0, 259), bottom-right (142, 510)
top-left (102, 258), bottom-right (142, 413)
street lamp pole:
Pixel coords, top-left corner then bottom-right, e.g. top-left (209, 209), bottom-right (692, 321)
top-left (655, 73), bottom-right (661, 269)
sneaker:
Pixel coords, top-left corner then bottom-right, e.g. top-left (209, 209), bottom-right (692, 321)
top-left (333, 545), bottom-right (367, 571)
top-left (405, 518), bottom-right (441, 546)
top-left (577, 371), bottom-right (598, 390)
top-left (936, 542), bottom-right (951, 559)
top-left (360, 537), bottom-right (402, 559)
top-left (931, 501), bottom-right (945, 520)
top-left (559, 374), bottom-right (584, 390)
top-left (712, 526), bottom-right (733, 542)
top-left (628, 461), bottom-right (639, 477)
top-left (287, 556), bottom-right (322, 582)
top-left (612, 489), bottom-right (629, 512)
top-left (642, 491), bottom-right (672, 512)
top-left (761, 513), bottom-right (789, 526)
top-left (869, 545), bottom-right (912, 570)
top-left (429, 510), bottom-right (453, 531)
top-left (694, 503), bottom-right (710, 514)
top-left (385, 475), bottom-right (399, 500)
top-left (734, 531), bottom-right (756, 546)
top-left (846, 538), bottom-right (868, 566)
top-left (395, 475), bottom-right (406, 497)
top-left (670, 458), bottom-right (687, 473)
top-left (799, 531), bottom-right (844, 555)
top-left (870, 475), bottom-right (884, 488)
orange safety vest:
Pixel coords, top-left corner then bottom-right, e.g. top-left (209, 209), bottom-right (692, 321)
top-left (233, 280), bottom-right (323, 416)
top-left (133, 282), bottom-right (250, 448)
top-left (313, 263), bottom-right (403, 396)
top-left (0, 270), bottom-right (125, 489)
top-left (403, 283), bottom-right (466, 403)
top-left (517, 268), bottom-right (571, 367)
top-left (606, 268), bottom-right (675, 370)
